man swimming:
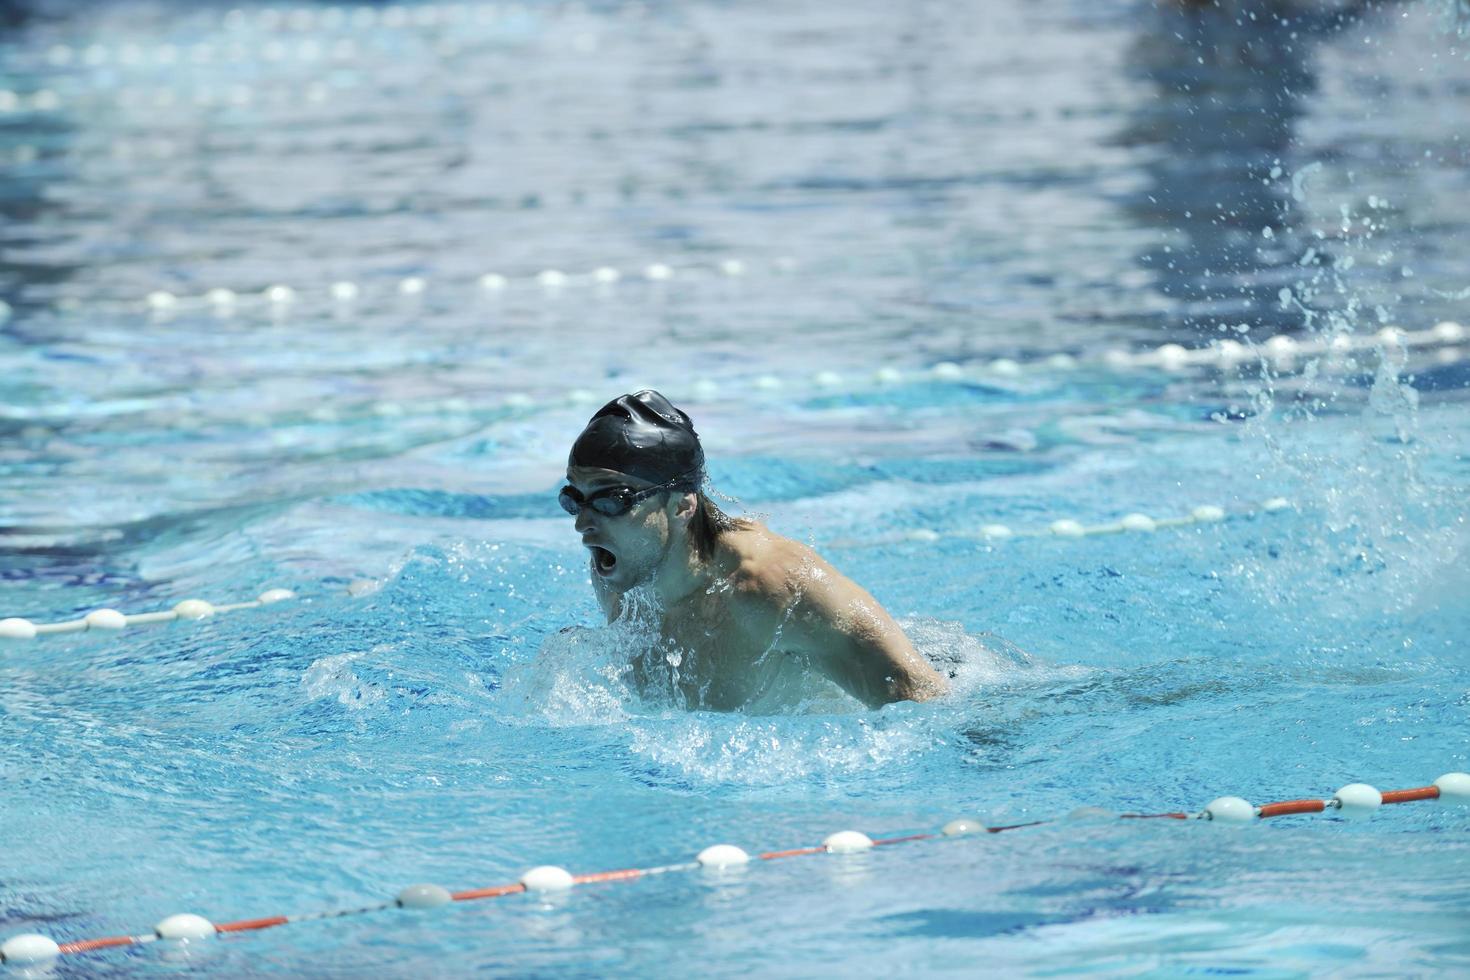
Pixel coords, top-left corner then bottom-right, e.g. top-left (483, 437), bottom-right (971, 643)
top-left (561, 390), bottom-right (948, 711)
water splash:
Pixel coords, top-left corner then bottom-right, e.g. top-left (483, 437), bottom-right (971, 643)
top-left (1233, 177), bottom-right (1464, 617)
top-left (497, 623), bottom-right (639, 726)
top-left (300, 649), bottom-right (387, 711)
top-left (497, 612), bottom-right (1043, 785)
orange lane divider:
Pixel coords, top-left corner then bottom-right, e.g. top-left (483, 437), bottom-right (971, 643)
top-left (573, 868), bottom-right (650, 885)
top-left (55, 936), bottom-right (140, 955)
top-left (758, 846), bottom-right (826, 860)
top-left (986, 820), bottom-right (1052, 832)
top-left (215, 916), bottom-right (291, 934)
top-left (4, 773), bottom-right (1466, 967)
top-left (450, 883), bottom-right (525, 901)
top-left (1257, 799), bottom-right (1328, 817)
top-left (1120, 812), bottom-right (1191, 820)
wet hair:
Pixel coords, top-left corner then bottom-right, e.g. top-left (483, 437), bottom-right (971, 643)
top-left (686, 491), bottom-right (745, 561)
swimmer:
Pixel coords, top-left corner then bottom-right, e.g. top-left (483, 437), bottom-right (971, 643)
top-left (562, 390), bottom-right (948, 710)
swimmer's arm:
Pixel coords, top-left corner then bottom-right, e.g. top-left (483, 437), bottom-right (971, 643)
top-left (776, 563), bottom-right (948, 708)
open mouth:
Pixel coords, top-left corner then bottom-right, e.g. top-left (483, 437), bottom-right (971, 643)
top-left (588, 545), bottom-right (618, 576)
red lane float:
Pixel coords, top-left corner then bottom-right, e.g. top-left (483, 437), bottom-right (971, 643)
top-left (451, 883), bottom-right (525, 902)
top-left (56, 935), bottom-right (139, 954)
top-left (215, 916), bottom-right (291, 934)
top-left (758, 846), bottom-right (826, 860)
top-left (1258, 799), bottom-right (1329, 817)
top-left (3, 773), bottom-right (1466, 967)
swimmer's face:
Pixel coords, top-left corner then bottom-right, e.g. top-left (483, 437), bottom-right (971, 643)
top-left (564, 465), bottom-right (689, 592)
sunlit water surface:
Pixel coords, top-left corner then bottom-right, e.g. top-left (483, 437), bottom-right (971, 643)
top-left (2, 0), bottom-right (1469, 975)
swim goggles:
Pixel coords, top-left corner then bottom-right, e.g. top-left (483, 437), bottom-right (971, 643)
top-left (558, 475), bottom-right (692, 517)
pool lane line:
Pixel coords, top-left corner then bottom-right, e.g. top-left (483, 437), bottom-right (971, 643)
top-left (1256, 799), bottom-right (1330, 817)
top-left (3, 774), bottom-right (1466, 966)
top-left (0, 495), bottom-right (1283, 641)
top-left (0, 588), bottom-right (298, 642)
top-left (757, 846), bottom-right (828, 860)
top-left (93, 272), bottom-right (1470, 382)
top-left (109, 255), bottom-right (773, 320)
top-left (1118, 812), bottom-right (1192, 821)
top-left (449, 884), bottom-right (526, 901)
top-left (2, 318), bottom-right (1462, 442)
top-left (827, 498), bottom-right (1290, 551)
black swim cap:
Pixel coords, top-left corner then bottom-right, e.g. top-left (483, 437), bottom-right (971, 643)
top-left (568, 390), bottom-right (705, 488)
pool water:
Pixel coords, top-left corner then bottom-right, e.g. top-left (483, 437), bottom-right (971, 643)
top-left (3, 0), bottom-right (1469, 975)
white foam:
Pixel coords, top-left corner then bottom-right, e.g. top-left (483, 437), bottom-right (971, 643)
top-left (300, 651), bottom-right (387, 710)
top-left (497, 623), bottom-right (640, 726)
top-left (497, 612), bottom-right (1052, 784)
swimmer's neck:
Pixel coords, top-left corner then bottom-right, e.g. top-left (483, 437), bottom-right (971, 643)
top-left (648, 527), bottom-right (718, 610)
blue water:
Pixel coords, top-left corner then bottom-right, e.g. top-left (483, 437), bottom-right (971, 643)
top-left (3, 0), bottom-right (1470, 975)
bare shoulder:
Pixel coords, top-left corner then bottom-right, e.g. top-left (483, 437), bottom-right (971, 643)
top-left (715, 524), bottom-right (890, 639)
top-left (715, 523), bottom-right (946, 705)
top-left (714, 522), bottom-right (830, 607)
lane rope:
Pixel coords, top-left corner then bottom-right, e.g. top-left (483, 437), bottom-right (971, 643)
top-left (124, 254), bottom-right (775, 319)
top-left (0, 82), bottom-right (340, 117)
top-left (0, 256), bottom-right (783, 326)
top-left (0, 588), bottom-right (296, 641)
top-left (5, 2), bottom-right (566, 80)
top-left (2, 774), bottom-right (1465, 965)
top-left (2, 316), bottom-right (1459, 431)
top-left (828, 497), bottom-right (1289, 549)
top-left (0, 494), bottom-right (1290, 640)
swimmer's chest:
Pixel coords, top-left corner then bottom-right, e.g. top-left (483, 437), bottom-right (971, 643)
top-left (658, 589), bottom-right (797, 708)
